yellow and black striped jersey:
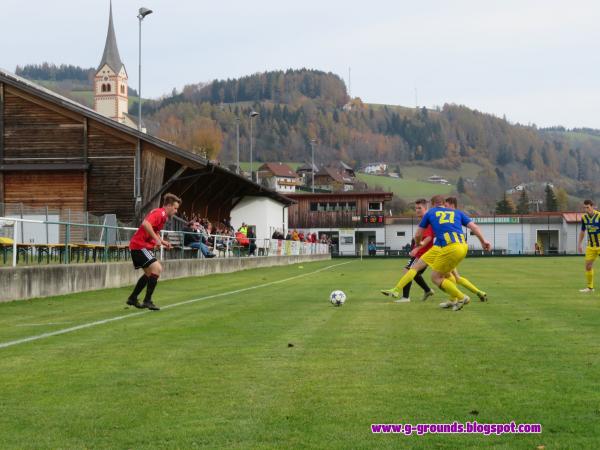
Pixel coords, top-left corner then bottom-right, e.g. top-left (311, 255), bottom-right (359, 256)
top-left (581, 210), bottom-right (600, 247)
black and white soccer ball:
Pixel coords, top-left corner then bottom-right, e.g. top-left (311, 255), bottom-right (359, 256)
top-left (330, 290), bottom-right (347, 306)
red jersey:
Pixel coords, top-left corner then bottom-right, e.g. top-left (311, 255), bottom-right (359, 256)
top-left (129, 208), bottom-right (168, 250)
top-left (414, 224), bottom-right (434, 258)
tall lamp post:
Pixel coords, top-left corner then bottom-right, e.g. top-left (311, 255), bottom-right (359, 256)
top-left (235, 117), bottom-right (240, 174)
top-left (135, 6), bottom-right (152, 208)
top-left (310, 139), bottom-right (316, 193)
top-left (137, 7), bottom-right (152, 131)
top-left (249, 110), bottom-right (259, 182)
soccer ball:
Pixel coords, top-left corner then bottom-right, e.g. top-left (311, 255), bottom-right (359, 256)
top-left (330, 290), bottom-right (346, 306)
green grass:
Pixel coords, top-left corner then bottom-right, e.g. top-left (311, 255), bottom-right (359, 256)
top-left (358, 173), bottom-right (453, 199)
top-left (0, 257), bottom-right (599, 448)
top-left (359, 163), bottom-right (481, 199)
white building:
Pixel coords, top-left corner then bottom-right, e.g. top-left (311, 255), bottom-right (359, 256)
top-left (426, 175), bottom-right (451, 185)
top-left (230, 196), bottom-right (289, 244)
top-left (384, 213), bottom-right (583, 255)
top-left (363, 163), bottom-right (388, 174)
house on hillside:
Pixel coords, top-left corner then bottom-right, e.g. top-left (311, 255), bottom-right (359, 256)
top-left (363, 163), bottom-right (388, 174)
top-left (257, 163), bottom-right (301, 193)
top-left (296, 162), bottom-right (319, 186)
top-left (314, 167), bottom-right (356, 192)
top-left (331, 160), bottom-right (356, 178)
top-left (426, 175), bottom-right (450, 185)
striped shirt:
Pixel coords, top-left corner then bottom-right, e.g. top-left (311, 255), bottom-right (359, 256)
top-left (419, 207), bottom-right (471, 247)
top-left (581, 210), bottom-right (600, 248)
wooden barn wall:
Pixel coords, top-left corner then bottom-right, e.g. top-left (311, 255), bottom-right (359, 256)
top-left (140, 145), bottom-right (166, 215)
top-left (4, 172), bottom-right (84, 210)
top-left (3, 87), bottom-right (83, 161)
top-left (86, 123), bottom-right (136, 222)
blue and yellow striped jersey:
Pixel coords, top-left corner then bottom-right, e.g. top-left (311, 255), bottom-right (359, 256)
top-left (581, 210), bottom-right (600, 247)
top-left (419, 207), bottom-right (471, 247)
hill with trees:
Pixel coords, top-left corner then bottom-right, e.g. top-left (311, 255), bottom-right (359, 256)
top-left (16, 64), bottom-right (600, 212)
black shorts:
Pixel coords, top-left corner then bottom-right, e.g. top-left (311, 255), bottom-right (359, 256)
top-left (131, 248), bottom-right (157, 269)
top-left (405, 256), bottom-right (428, 274)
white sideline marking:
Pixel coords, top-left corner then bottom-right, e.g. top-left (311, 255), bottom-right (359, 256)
top-left (15, 322), bottom-right (73, 327)
top-left (0, 261), bottom-right (352, 350)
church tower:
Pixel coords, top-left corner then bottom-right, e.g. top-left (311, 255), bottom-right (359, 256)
top-left (94, 1), bottom-right (132, 126)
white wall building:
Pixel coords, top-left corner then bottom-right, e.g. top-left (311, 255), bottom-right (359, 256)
top-left (385, 213), bottom-right (583, 255)
top-left (230, 196), bottom-right (289, 244)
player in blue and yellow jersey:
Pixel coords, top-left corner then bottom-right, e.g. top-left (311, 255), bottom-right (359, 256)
top-left (442, 196), bottom-right (488, 305)
top-left (381, 195), bottom-right (491, 311)
top-left (578, 199), bottom-right (600, 293)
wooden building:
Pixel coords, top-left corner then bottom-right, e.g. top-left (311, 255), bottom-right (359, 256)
top-left (287, 191), bottom-right (393, 255)
top-left (0, 69), bottom-right (292, 225)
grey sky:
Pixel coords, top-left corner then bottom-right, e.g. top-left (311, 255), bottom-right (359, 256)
top-left (2, 0), bottom-right (599, 128)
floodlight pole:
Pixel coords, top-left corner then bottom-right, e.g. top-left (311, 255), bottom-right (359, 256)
top-left (135, 7), bottom-right (153, 209)
top-left (236, 117), bottom-right (240, 174)
top-left (310, 139), bottom-right (316, 193)
top-left (249, 111), bottom-right (259, 182)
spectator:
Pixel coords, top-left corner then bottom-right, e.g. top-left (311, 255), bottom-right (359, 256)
top-left (368, 241), bottom-right (377, 256)
top-left (183, 221), bottom-right (216, 258)
top-left (272, 229), bottom-right (285, 240)
top-left (238, 222), bottom-right (248, 237)
top-left (292, 229), bottom-right (300, 241)
top-left (285, 231), bottom-right (292, 240)
top-left (247, 226), bottom-right (257, 256)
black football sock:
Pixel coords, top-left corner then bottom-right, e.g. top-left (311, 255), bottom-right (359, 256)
top-left (414, 272), bottom-right (431, 293)
top-left (130, 275), bottom-right (148, 300)
top-left (143, 274), bottom-right (159, 303)
top-left (402, 282), bottom-right (412, 298)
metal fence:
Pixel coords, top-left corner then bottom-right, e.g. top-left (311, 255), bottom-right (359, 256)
top-left (0, 216), bottom-right (329, 267)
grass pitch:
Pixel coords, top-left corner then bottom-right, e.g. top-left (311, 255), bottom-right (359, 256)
top-left (0, 257), bottom-right (599, 448)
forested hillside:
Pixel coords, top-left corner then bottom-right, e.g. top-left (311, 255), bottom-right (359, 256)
top-left (17, 64), bottom-right (600, 207)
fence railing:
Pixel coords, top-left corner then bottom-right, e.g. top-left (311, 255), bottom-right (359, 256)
top-left (0, 217), bottom-right (330, 267)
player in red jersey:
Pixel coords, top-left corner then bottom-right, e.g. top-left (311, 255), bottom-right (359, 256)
top-left (126, 193), bottom-right (181, 311)
top-left (394, 198), bottom-right (435, 303)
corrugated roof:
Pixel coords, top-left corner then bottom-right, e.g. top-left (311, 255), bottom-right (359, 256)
top-left (98, 2), bottom-right (125, 73)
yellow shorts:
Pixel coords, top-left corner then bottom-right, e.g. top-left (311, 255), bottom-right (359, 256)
top-left (421, 243), bottom-right (468, 274)
top-left (585, 246), bottom-right (600, 262)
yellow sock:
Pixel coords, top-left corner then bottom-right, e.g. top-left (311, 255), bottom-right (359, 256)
top-left (394, 269), bottom-right (418, 291)
top-left (447, 274), bottom-right (457, 283)
top-left (586, 269), bottom-right (594, 289)
top-left (440, 279), bottom-right (464, 299)
top-left (457, 276), bottom-right (482, 295)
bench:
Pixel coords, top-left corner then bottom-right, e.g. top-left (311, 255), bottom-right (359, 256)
top-left (165, 232), bottom-right (202, 259)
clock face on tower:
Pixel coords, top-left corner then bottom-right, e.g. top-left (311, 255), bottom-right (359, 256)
top-left (103, 77), bottom-right (108, 81)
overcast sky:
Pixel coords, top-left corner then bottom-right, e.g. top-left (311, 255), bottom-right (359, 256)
top-left (2, 0), bottom-right (599, 128)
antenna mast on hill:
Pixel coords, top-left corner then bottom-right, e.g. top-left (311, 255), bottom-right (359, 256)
top-left (348, 67), bottom-right (352, 98)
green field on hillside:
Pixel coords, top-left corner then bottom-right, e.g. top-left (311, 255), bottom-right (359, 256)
top-left (358, 162), bottom-right (481, 199)
top-left (0, 257), bottom-right (598, 448)
top-left (357, 173), bottom-right (453, 199)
